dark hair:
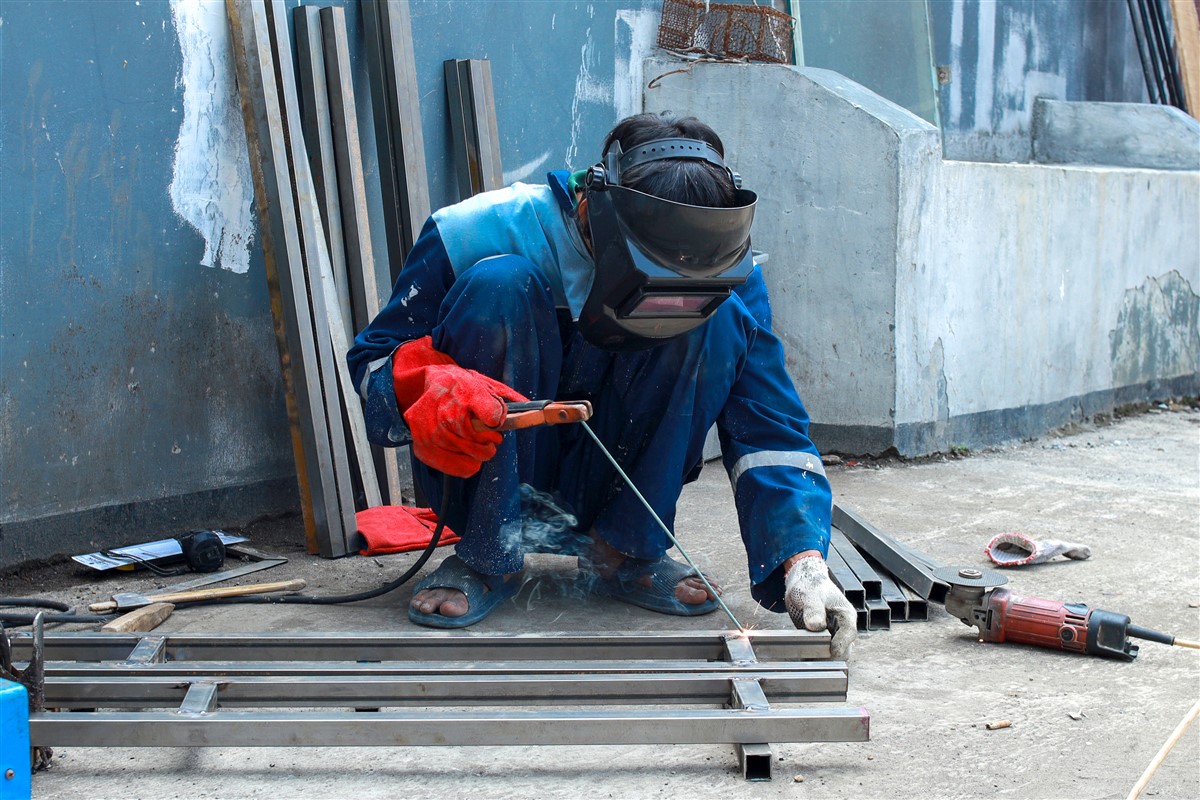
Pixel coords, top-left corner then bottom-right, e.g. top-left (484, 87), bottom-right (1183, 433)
top-left (601, 112), bottom-right (738, 208)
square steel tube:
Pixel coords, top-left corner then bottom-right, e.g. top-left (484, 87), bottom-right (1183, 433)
top-left (31, 707), bottom-right (871, 748)
top-left (9, 630), bottom-right (833, 663)
top-left (832, 505), bottom-right (949, 603)
top-left (42, 671), bottom-right (849, 708)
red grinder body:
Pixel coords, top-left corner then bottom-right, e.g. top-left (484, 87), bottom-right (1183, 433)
top-left (979, 587), bottom-right (1139, 661)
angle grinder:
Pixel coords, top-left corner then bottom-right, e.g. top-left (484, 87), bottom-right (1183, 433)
top-left (935, 566), bottom-right (1197, 662)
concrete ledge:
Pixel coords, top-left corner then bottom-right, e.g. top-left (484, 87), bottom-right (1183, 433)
top-left (810, 373), bottom-right (1199, 456)
top-left (1032, 98), bottom-right (1200, 170)
top-left (0, 477), bottom-right (300, 569)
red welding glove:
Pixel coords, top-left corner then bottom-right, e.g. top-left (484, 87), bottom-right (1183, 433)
top-left (391, 336), bottom-right (527, 478)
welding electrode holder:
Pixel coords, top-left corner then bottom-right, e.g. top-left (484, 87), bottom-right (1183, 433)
top-left (473, 400), bottom-right (594, 431)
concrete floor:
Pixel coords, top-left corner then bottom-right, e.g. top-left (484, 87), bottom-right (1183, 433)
top-left (14, 407), bottom-right (1200, 799)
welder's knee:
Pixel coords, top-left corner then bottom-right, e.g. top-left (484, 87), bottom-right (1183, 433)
top-left (448, 255), bottom-right (556, 326)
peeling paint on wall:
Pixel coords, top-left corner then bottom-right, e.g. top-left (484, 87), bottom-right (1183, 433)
top-left (1110, 271), bottom-right (1200, 388)
top-left (168, 0), bottom-right (255, 274)
top-left (614, 9), bottom-right (659, 121)
top-left (566, 5), bottom-right (613, 168)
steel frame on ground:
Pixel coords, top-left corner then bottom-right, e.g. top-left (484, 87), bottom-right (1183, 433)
top-left (6, 629), bottom-right (869, 781)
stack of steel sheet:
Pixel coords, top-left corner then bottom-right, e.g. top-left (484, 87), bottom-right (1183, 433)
top-left (828, 504), bottom-right (949, 630)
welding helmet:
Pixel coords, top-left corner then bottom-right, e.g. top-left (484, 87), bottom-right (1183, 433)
top-left (579, 137), bottom-right (757, 351)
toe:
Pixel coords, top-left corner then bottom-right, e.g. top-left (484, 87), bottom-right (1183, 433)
top-left (412, 588), bottom-right (470, 617)
top-left (676, 576), bottom-right (716, 604)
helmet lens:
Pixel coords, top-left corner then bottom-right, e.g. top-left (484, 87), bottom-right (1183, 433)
top-left (623, 293), bottom-right (723, 317)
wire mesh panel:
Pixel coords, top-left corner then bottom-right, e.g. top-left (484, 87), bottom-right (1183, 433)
top-left (657, 0), bottom-right (794, 64)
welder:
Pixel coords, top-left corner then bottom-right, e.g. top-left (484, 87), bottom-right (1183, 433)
top-left (347, 112), bottom-right (856, 658)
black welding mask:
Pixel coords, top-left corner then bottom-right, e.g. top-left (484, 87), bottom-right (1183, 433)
top-left (579, 137), bottom-right (757, 351)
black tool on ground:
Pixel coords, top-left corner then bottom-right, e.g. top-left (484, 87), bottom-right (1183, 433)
top-left (937, 566), bottom-right (1198, 662)
top-left (178, 530), bottom-right (226, 573)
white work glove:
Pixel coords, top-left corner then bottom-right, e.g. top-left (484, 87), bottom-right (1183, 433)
top-left (985, 532), bottom-right (1091, 567)
top-left (785, 555), bottom-right (857, 660)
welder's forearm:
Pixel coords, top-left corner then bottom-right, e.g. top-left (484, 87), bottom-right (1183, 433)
top-left (783, 550), bottom-right (823, 573)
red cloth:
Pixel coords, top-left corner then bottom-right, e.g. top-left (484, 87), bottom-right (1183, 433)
top-left (391, 336), bottom-right (527, 477)
top-left (356, 505), bottom-right (461, 556)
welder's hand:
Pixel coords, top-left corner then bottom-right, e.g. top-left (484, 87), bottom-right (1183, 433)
top-left (392, 336), bottom-right (527, 478)
top-left (784, 555), bottom-right (857, 659)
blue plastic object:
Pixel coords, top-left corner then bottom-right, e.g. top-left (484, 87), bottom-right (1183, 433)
top-left (0, 677), bottom-right (31, 800)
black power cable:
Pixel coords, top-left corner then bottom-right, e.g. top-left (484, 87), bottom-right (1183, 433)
top-left (0, 475), bottom-right (456, 628)
top-left (170, 473), bottom-right (455, 610)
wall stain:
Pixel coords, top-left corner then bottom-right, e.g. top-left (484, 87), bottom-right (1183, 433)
top-left (1110, 271), bottom-right (1200, 387)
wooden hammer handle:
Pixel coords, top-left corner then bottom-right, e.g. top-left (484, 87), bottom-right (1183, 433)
top-left (89, 578), bottom-right (308, 612)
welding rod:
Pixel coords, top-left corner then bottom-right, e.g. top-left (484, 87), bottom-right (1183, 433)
top-left (580, 421), bottom-right (743, 630)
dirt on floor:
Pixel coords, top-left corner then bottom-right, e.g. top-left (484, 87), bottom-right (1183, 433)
top-left (3, 405), bottom-right (1198, 800)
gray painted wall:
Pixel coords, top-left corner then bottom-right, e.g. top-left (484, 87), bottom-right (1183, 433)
top-left (647, 58), bottom-right (1199, 456)
top-left (0, 0), bottom-right (661, 568)
top-left (928, 0), bottom-right (1152, 162)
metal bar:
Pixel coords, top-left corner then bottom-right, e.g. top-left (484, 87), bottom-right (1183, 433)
top-left (125, 637), bottom-right (167, 665)
top-left (10, 630), bottom-right (833, 663)
top-left (293, 7), bottom-right (353, 341)
top-left (266, 0), bottom-right (381, 522)
top-left (723, 635), bottom-right (758, 665)
top-left (823, 546), bottom-right (866, 609)
top-left (1146, 0), bottom-right (1184, 107)
top-left (831, 505), bottom-right (949, 603)
top-left (178, 682), bottom-right (218, 715)
top-left (377, 0), bottom-right (431, 260)
top-left (730, 679), bottom-right (773, 781)
top-left (320, 4), bottom-right (409, 506)
top-left (865, 597), bottom-right (891, 631)
top-left (465, 58), bottom-right (503, 191)
top-left (874, 570), bottom-right (909, 623)
top-left (226, 0), bottom-right (338, 553)
top-left (43, 671), bottom-right (848, 708)
top-left (31, 707), bottom-right (871, 748)
top-left (156, 559), bottom-right (287, 594)
top-left (445, 59), bottom-right (479, 198)
top-left (829, 529), bottom-right (882, 601)
top-left (320, 5), bottom-right (383, 332)
top-left (360, 0), bottom-right (405, 276)
top-left (900, 584), bottom-right (929, 621)
top-left (41, 659), bottom-right (844, 678)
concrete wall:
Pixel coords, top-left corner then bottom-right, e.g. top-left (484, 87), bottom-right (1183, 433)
top-left (899, 160), bottom-right (1200, 453)
top-left (1032, 99), bottom-right (1200, 170)
top-left (646, 58), bottom-right (1199, 456)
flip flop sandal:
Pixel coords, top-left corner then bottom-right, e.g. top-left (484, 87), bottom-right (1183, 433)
top-left (407, 554), bottom-right (521, 629)
top-left (592, 554), bottom-right (720, 616)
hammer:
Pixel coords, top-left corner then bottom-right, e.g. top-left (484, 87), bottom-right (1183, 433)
top-left (88, 579), bottom-right (307, 612)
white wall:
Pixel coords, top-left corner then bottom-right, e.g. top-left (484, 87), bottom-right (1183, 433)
top-left (644, 59), bottom-right (1200, 455)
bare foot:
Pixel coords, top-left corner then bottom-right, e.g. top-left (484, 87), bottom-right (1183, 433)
top-left (410, 572), bottom-right (519, 618)
top-left (587, 532), bottom-right (721, 605)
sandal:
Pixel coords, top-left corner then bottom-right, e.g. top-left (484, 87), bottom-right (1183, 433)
top-left (407, 554), bottom-right (520, 629)
top-left (591, 554), bottom-right (720, 616)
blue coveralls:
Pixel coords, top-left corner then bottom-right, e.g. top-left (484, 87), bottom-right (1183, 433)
top-left (347, 172), bottom-right (831, 611)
